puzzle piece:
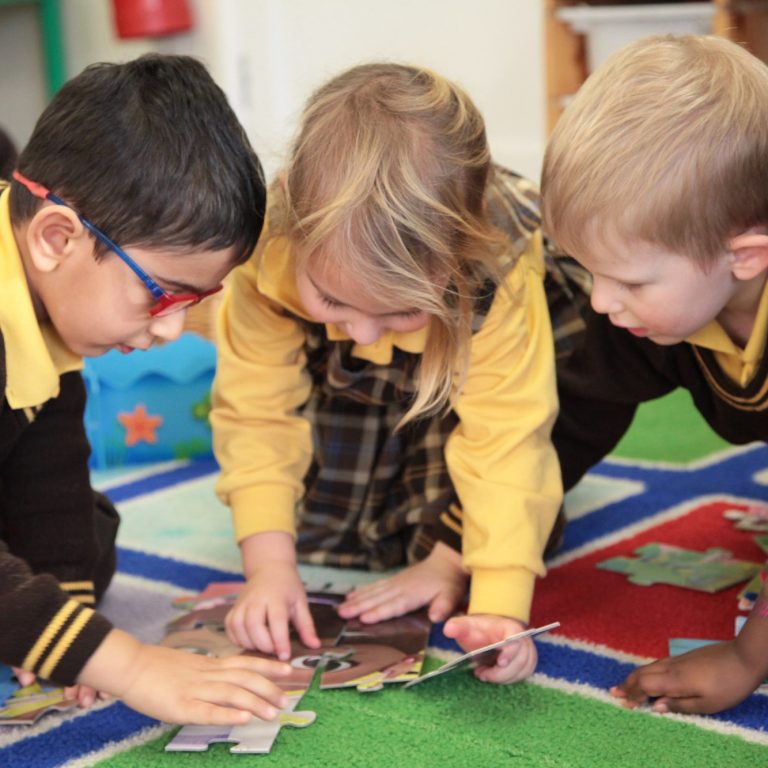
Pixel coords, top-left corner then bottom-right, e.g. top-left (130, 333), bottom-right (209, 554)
top-left (164, 694), bottom-right (316, 754)
top-left (0, 683), bottom-right (77, 725)
top-left (724, 505), bottom-right (768, 532)
top-left (597, 543), bottom-right (760, 592)
top-left (404, 622), bottom-right (559, 688)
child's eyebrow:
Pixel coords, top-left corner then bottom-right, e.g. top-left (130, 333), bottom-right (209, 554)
top-left (154, 275), bottom-right (209, 294)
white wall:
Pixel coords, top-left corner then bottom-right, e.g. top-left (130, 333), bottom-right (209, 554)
top-left (2, 0), bottom-right (546, 181)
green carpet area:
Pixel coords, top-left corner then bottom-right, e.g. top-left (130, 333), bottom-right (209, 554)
top-left (613, 389), bottom-right (729, 462)
top-left (98, 676), bottom-right (765, 768)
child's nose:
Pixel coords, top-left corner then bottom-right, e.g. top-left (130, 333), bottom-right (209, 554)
top-left (345, 317), bottom-right (382, 346)
top-left (149, 309), bottom-right (187, 342)
top-left (589, 278), bottom-right (620, 315)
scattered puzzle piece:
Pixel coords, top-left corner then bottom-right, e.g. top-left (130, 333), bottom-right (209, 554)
top-left (0, 682), bottom-right (76, 725)
top-left (164, 694), bottom-right (316, 754)
top-left (724, 505), bottom-right (768, 532)
top-left (597, 543), bottom-right (760, 592)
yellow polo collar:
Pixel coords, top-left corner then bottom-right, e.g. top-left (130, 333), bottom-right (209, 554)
top-left (686, 278), bottom-right (768, 387)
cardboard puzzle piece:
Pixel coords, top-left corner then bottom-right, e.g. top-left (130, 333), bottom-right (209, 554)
top-left (404, 622), bottom-right (559, 688)
top-left (164, 694), bottom-right (316, 754)
top-left (598, 543), bottom-right (761, 592)
top-left (0, 681), bottom-right (77, 726)
top-left (724, 505), bottom-right (768, 532)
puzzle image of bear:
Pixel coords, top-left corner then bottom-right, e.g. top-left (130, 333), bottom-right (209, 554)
top-left (597, 543), bottom-right (761, 592)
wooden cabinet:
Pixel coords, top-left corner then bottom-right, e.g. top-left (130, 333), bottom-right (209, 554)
top-left (545, 1), bottom-right (768, 132)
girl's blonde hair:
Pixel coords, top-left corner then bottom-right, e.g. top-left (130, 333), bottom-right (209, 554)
top-left (541, 35), bottom-right (768, 267)
top-left (269, 62), bottom-right (506, 425)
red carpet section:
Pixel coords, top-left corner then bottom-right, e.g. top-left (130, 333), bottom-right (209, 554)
top-left (531, 499), bottom-right (764, 659)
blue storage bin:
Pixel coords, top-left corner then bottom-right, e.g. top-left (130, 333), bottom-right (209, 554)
top-left (83, 333), bottom-right (217, 469)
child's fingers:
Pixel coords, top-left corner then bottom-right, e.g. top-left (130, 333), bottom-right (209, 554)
top-left (428, 593), bottom-right (456, 623)
top-left (442, 616), bottom-right (489, 649)
top-left (12, 667), bottom-right (35, 687)
top-left (227, 655), bottom-right (292, 680)
top-left (359, 592), bottom-right (416, 624)
top-left (265, 604), bottom-right (292, 660)
top-left (292, 600), bottom-right (321, 650)
top-left (339, 584), bottom-right (399, 618)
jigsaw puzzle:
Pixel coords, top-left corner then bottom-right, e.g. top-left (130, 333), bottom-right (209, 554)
top-left (165, 693), bottom-right (316, 754)
top-left (597, 543), bottom-right (761, 592)
top-left (162, 581), bottom-right (432, 754)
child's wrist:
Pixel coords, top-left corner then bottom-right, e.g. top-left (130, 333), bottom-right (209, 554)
top-left (77, 628), bottom-right (143, 698)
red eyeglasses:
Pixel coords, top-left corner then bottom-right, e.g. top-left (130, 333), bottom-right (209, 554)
top-left (13, 170), bottom-right (223, 317)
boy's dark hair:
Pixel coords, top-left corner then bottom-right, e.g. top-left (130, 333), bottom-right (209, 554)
top-left (11, 54), bottom-right (264, 265)
top-left (0, 127), bottom-right (18, 181)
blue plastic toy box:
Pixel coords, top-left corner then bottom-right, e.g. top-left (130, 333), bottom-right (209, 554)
top-left (82, 333), bottom-right (216, 469)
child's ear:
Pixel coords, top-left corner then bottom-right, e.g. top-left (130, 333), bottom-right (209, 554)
top-left (24, 205), bottom-right (88, 273)
top-left (728, 231), bottom-right (768, 282)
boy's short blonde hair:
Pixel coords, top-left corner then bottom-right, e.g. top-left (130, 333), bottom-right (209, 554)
top-left (541, 35), bottom-right (768, 267)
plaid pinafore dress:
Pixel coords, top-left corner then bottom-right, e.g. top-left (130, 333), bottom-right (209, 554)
top-left (293, 167), bottom-right (590, 571)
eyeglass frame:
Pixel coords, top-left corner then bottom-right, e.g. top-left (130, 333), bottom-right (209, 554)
top-left (12, 170), bottom-right (223, 317)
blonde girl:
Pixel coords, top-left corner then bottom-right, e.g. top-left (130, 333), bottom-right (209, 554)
top-left (211, 63), bottom-right (586, 684)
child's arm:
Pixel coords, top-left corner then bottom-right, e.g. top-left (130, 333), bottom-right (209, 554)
top-left (211, 246), bottom-right (318, 659)
top-left (225, 531), bottom-right (320, 660)
top-left (78, 628), bottom-right (291, 725)
top-left (612, 580), bottom-right (768, 714)
top-left (1, 545), bottom-right (290, 723)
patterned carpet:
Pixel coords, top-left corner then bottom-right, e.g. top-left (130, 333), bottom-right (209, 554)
top-left (2, 390), bottom-right (767, 767)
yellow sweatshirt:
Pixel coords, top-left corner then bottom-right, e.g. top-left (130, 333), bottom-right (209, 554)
top-left (211, 230), bottom-right (562, 622)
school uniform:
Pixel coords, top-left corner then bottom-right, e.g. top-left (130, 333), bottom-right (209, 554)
top-left (213, 168), bottom-right (588, 623)
top-left (555, 294), bottom-right (768, 491)
top-left (0, 187), bottom-right (116, 684)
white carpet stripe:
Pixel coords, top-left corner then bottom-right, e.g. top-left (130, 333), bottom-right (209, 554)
top-left (531, 672), bottom-right (768, 745)
top-left (115, 472), bottom-right (220, 508)
top-left (551, 492), bottom-right (765, 568)
top-left (601, 442), bottom-right (764, 473)
top-left (91, 460), bottom-right (187, 492)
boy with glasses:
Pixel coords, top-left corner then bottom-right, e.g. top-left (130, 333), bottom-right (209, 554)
top-left (1, 54), bottom-right (289, 726)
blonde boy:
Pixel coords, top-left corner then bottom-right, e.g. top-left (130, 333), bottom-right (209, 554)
top-left (541, 35), bottom-right (768, 713)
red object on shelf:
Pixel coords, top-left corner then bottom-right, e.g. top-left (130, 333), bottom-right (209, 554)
top-left (111, 0), bottom-right (193, 39)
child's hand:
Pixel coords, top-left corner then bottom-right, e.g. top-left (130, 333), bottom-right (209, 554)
top-left (611, 640), bottom-right (762, 715)
top-left (443, 614), bottom-right (537, 684)
top-left (226, 563), bottom-right (320, 660)
top-left (338, 541), bottom-right (468, 623)
top-left (79, 629), bottom-right (292, 725)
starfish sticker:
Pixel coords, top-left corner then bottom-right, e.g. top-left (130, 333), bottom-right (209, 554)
top-left (117, 404), bottom-right (163, 446)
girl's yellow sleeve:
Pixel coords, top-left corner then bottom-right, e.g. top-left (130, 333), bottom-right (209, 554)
top-left (447, 234), bottom-right (562, 623)
top-left (211, 250), bottom-right (312, 543)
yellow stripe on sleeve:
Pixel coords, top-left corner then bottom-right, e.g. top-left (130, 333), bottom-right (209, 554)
top-left (39, 606), bottom-right (95, 680)
top-left (22, 600), bottom-right (79, 671)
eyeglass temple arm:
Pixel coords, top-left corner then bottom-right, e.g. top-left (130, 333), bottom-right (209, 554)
top-left (12, 169), bottom-right (165, 300)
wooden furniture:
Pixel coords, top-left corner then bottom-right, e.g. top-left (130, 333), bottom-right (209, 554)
top-left (545, 1), bottom-right (768, 133)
